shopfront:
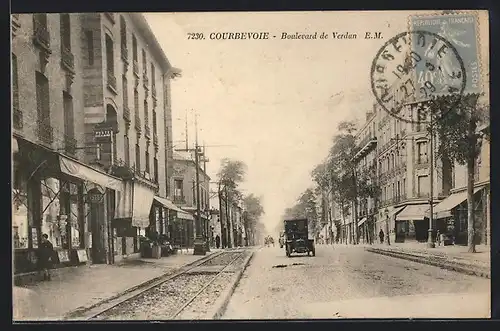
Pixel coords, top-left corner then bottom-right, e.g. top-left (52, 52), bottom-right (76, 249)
top-left (12, 137), bottom-right (123, 274)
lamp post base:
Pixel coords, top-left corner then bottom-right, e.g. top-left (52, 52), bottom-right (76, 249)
top-left (193, 237), bottom-right (207, 255)
top-left (427, 229), bottom-right (435, 248)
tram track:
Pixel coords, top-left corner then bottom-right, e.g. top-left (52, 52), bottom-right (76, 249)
top-left (67, 249), bottom-right (250, 320)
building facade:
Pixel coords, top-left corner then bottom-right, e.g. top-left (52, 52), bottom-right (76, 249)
top-left (11, 13), bottom-right (124, 276)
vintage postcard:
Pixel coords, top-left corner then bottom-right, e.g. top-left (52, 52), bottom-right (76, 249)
top-left (11, 10), bottom-right (490, 321)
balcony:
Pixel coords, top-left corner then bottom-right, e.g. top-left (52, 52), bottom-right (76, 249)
top-left (61, 47), bottom-right (75, 73)
top-left (123, 106), bottom-right (131, 122)
top-left (64, 137), bottom-right (77, 156)
top-left (153, 132), bottom-right (159, 146)
top-left (36, 120), bottom-right (54, 145)
top-left (145, 126), bottom-right (151, 139)
top-left (354, 135), bottom-right (377, 160)
top-left (105, 13), bottom-right (116, 24)
top-left (107, 71), bottom-right (117, 94)
top-left (152, 86), bottom-right (157, 100)
top-left (13, 106), bottom-right (23, 130)
top-left (33, 20), bottom-right (51, 52)
top-left (133, 60), bottom-right (139, 77)
top-left (134, 113), bottom-right (142, 132)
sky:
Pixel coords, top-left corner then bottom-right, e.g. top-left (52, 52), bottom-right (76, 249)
top-left (144, 11), bottom-right (489, 234)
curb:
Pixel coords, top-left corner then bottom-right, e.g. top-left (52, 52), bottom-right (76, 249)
top-left (366, 247), bottom-right (490, 279)
top-left (62, 250), bottom-right (226, 320)
top-left (207, 249), bottom-right (255, 320)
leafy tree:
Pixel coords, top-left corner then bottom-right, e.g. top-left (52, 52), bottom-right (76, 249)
top-left (242, 194), bottom-right (265, 246)
top-left (217, 158), bottom-right (247, 248)
top-left (427, 93), bottom-right (488, 253)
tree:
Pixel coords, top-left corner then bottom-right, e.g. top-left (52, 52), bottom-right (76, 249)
top-left (242, 194), bottom-right (265, 246)
top-left (217, 158), bottom-right (247, 248)
top-left (428, 93), bottom-right (488, 253)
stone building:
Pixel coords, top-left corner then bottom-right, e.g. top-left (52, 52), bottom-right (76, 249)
top-left (11, 13), bottom-right (123, 278)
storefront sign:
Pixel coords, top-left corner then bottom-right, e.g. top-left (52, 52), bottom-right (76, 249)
top-left (94, 127), bottom-right (113, 143)
top-left (57, 250), bottom-right (70, 263)
top-left (88, 193), bottom-right (103, 203)
top-left (76, 249), bottom-right (88, 263)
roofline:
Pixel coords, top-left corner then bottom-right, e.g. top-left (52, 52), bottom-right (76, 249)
top-left (128, 13), bottom-right (176, 74)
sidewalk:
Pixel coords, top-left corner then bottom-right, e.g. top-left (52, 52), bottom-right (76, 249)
top-left (364, 242), bottom-right (490, 278)
top-left (13, 249), bottom-right (222, 321)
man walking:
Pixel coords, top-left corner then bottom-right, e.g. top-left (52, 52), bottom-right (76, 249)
top-left (379, 229), bottom-right (385, 244)
top-left (39, 234), bottom-right (54, 281)
top-left (215, 234), bottom-right (221, 249)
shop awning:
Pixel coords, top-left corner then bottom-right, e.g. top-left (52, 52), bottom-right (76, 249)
top-left (433, 186), bottom-right (484, 219)
top-left (396, 204), bottom-right (431, 221)
top-left (358, 217), bottom-right (367, 226)
top-left (132, 182), bottom-right (154, 228)
top-left (153, 196), bottom-right (185, 213)
top-left (177, 211), bottom-right (194, 221)
top-left (59, 154), bottom-right (123, 191)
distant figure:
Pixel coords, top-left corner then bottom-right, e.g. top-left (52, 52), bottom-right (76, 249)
top-left (215, 235), bottom-right (221, 249)
top-left (436, 230), bottom-right (442, 246)
top-left (39, 234), bottom-right (54, 281)
top-left (379, 229), bottom-right (385, 244)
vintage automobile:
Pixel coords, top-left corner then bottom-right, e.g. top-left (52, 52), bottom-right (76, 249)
top-left (283, 218), bottom-right (315, 257)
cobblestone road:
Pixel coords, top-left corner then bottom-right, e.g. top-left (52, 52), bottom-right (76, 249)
top-left (222, 245), bottom-right (490, 319)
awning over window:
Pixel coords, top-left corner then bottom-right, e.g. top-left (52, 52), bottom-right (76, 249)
top-left (153, 196), bottom-right (185, 213)
top-left (378, 206), bottom-right (405, 222)
top-left (433, 186), bottom-right (485, 219)
top-left (396, 204), bottom-right (431, 221)
top-left (358, 217), bottom-right (367, 226)
top-left (131, 182), bottom-right (155, 228)
top-left (59, 154), bottom-right (123, 191)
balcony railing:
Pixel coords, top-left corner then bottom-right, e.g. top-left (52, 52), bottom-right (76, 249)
top-left (134, 113), bottom-right (142, 132)
top-left (107, 71), bottom-right (117, 93)
top-left (64, 137), bottom-right (77, 155)
top-left (153, 132), bottom-right (159, 146)
top-left (61, 47), bottom-right (75, 72)
top-left (152, 86), bottom-right (157, 100)
top-left (133, 60), bottom-right (139, 77)
top-left (145, 126), bottom-right (151, 139)
top-left (123, 106), bottom-right (131, 122)
top-left (173, 196), bottom-right (186, 204)
top-left (36, 120), bottom-right (54, 145)
top-left (121, 45), bottom-right (128, 63)
top-left (33, 19), bottom-right (50, 51)
top-left (143, 72), bottom-right (149, 89)
top-left (13, 107), bottom-right (23, 130)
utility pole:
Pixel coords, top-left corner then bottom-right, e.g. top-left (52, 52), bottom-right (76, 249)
top-left (427, 110), bottom-right (436, 248)
top-left (192, 113), bottom-right (206, 255)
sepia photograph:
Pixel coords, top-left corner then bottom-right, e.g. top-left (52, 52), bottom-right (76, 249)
top-left (11, 10), bottom-right (490, 321)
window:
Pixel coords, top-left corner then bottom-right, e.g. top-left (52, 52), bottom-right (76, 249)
top-left (142, 49), bottom-right (147, 73)
top-left (132, 34), bottom-right (137, 61)
top-left (417, 175), bottom-right (429, 197)
top-left (60, 14), bottom-right (71, 52)
top-left (134, 89), bottom-right (139, 115)
top-left (85, 30), bottom-right (94, 65)
top-left (135, 141), bottom-right (141, 173)
top-left (145, 146), bottom-right (150, 174)
top-left (151, 63), bottom-right (155, 86)
top-left (174, 179), bottom-right (183, 198)
top-left (417, 141), bottom-right (428, 164)
top-left (153, 157), bottom-right (158, 182)
top-left (120, 15), bottom-right (127, 51)
top-left (105, 35), bottom-right (114, 78)
top-left (192, 183), bottom-right (197, 206)
top-left (124, 130), bottom-right (130, 165)
top-left (36, 72), bottom-right (50, 121)
top-left (34, 13), bottom-right (48, 28)
top-left (153, 110), bottom-right (157, 136)
top-left (123, 75), bottom-right (128, 108)
top-left (63, 92), bottom-right (74, 139)
top-left (40, 178), bottom-right (63, 248)
top-left (144, 100), bottom-right (149, 127)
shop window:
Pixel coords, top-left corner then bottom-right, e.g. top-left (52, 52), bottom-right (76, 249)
top-left (68, 183), bottom-right (81, 248)
top-left (40, 178), bottom-right (63, 248)
top-left (417, 141), bottom-right (428, 164)
top-left (12, 167), bottom-right (29, 249)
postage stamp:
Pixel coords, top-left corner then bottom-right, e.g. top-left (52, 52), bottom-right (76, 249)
top-left (370, 11), bottom-right (481, 124)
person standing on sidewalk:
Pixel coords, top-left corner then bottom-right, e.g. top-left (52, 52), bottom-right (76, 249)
top-left (39, 234), bottom-right (54, 281)
top-left (379, 229), bottom-right (384, 244)
top-left (215, 235), bottom-right (221, 249)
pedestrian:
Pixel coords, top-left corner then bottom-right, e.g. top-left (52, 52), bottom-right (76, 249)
top-left (215, 235), bottom-right (221, 249)
top-left (436, 230), bottom-right (442, 246)
top-left (39, 234), bottom-right (54, 281)
top-left (379, 229), bottom-right (384, 244)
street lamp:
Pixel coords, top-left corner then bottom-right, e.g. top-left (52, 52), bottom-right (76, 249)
top-left (384, 207), bottom-right (391, 246)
